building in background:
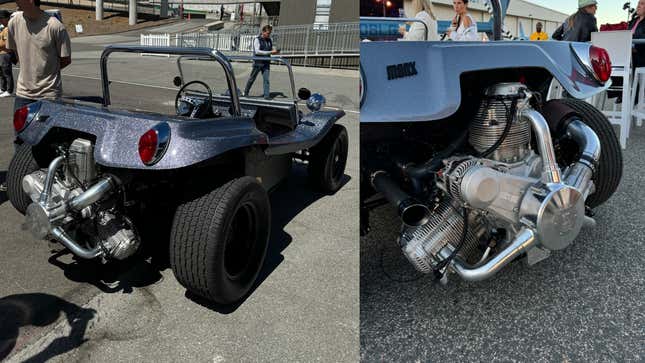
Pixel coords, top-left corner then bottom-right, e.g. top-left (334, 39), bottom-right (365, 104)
top-left (179, 0), bottom-right (357, 27)
top-left (360, 0), bottom-right (567, 38)
top-left (430, 0), bottom-right (567, 38)
top-left (279, 0), bottom-right (358, 27)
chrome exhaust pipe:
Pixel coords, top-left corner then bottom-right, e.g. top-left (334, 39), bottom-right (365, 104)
top-left (23, 156), bottom-right (114, 259)
top-left (563, 120), bottom-right (601, 199)
top-left (39, 156), bottom-right (65, 205)
top-left (439, 228), bottom-right (537, 282)
top-left (68, 177), bottom-right (114, 211)
top-left (51, 227), bottom-right (104, 259)
top-left (371, 171), bottom-right (431, 227)
top-left (520, 109), bottom-right (562, 184)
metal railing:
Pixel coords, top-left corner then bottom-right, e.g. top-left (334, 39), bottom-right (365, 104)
top-left (142, 22), bottom-right (359, 56)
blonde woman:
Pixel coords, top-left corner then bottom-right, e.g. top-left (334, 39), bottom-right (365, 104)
top-left (447, 0), bottom-right (479, 41)
top-left (398, 0), bottom-right (439, 41)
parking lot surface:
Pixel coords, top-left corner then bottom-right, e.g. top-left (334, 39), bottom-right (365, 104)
top-left (360, 127), bottom-right (645, 361)
top-left (0, 39), bottom-right (359, 362)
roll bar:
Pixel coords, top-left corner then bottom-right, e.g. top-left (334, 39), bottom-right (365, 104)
top-left (99, 45), bottom-right (242, 116)
top-left (176, 54), bottom-right (298, 102)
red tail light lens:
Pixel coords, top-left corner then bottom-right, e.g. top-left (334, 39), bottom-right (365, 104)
top-left (589, 46), bottom-right (612, 83)
top-left (13, 107), bottom-right (29, 132)
top-left (13, 102), bottom-right (42, 132)
top-left (138, 122), bottom-right (171, 166)
top-left (138, 129), bottom-right (158, 165)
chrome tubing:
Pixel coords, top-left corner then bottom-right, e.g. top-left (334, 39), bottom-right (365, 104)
top-left (100, 45), bottom-right (241, 116)
top-left (51, 227), bottom-right (103, 259)
top-left (563, 120), bottom-right (601, 199)
top-left (68, 177), bottom-right (114, 211)
top-left (39, 156), bottom-right (65, 205)
top-left (439, 228), bottom-right (537, 281)
top-left (566, 120), bottom-right (601, 170)
top-left (520, 109), bottom-right (562, 184)
top-left (370, 171), bottom-right (431, 227)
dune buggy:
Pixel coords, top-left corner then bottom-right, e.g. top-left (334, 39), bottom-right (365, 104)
top-left (7, 45), bottom-right (348, 304)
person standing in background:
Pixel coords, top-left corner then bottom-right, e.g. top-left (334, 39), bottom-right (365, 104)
top-left (552, 0), bottom-right (598, 42)
top-left (0, 10), bottom-right (14, 98)
top-left (447, 0), bottom-right (479, 41)
top-left (529, 22), bottom-right (548, 41)
top-left (399, 0), bottom-right (439, 41)
top-left (243, 24), bottom-right (279, 100)
top-left (630, 0), bottom-right (645, 69)
top-left (7, 0), bottom-right (72, 112)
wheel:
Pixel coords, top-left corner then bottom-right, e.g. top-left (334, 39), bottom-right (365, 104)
top-left (7, 145), bottom-right (39, 214)
top-left (308, 124), bottom-right (348, 193)
top-left (169, 177), bottom-right (271, 304)
top-left (545, 99), bottom-right (623, 208)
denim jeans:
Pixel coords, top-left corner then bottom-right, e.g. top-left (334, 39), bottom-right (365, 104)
top-left (0, 54), bottom-right (13, 94)
top-left (244, 64), bottom-right (271, 99)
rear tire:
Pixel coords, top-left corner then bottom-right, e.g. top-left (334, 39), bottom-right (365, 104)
top-left (549, 98), bottom-right (622, 208)
top-left (308, 124), bottom-right (348, 193)
top-left (7, 145), bottom-right (39, 214)
top-left (169, 177), bottom-right (271, 304)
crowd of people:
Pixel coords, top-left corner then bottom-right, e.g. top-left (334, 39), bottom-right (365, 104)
top-left (394, 0), bottom-right (643, 53)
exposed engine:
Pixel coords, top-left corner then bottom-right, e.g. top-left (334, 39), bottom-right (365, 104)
top-left (22, 138), bottom-right (140, 261)
top-left (369, 83), bottom-right (600, 282)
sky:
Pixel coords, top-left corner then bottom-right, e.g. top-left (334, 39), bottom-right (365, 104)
top-left (526, 0), bottom-right (630, 24)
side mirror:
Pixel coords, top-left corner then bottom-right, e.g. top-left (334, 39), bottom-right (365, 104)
top-left (298, 88), bottom-right (312, 101)
top-left (173, 76), bottom-right (182, 87)
top-left (306, 93), bottom-right (326, 112)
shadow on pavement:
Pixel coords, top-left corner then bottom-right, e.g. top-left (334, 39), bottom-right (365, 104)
top-left (186, 163), bottom-right (351, 313)
top-left (0, 293), bottom-right (96, 362)
top-left (48, 252), bottom-right (163, 295)
top-left (0, 171), bottom-right (7, 207)
top-left (32, 162), bottom-right (348, 314)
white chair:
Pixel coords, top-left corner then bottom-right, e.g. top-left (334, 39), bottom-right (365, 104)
top-left (591, 31), bottom-right (633, 149)
top-left (631, 67), bottom-right (645, 126)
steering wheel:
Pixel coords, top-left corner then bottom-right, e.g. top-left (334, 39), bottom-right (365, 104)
top-left (175, 80), bottom-right (213, 119)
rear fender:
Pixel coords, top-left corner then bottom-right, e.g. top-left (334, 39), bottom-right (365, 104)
top-left (359, 41), bottom-right (610, 123)
top-left (18, 101), bottom-right (268, 170)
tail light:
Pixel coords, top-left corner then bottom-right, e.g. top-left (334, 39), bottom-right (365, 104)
top-left (14, 102), bottom-right (41, 132)
top-left (589, 45), bottom-right (612, 83)
top-left (138, 122), bottom-right (171, 166)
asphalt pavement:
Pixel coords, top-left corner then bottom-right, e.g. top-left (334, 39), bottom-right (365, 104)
top-left (0, 37), bottom-right (359, 362)
top-left (360, 127), bottom-right (645, 361)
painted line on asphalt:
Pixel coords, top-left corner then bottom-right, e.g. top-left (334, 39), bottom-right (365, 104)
top-left (61, 72), bottom-right (360, 114)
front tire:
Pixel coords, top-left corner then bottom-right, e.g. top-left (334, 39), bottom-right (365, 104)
top-left (7, 145), bottom-right (39, 214)
top-left (547, 99), bottom-right (623, 208)
top-left (169, 177), bottom-right (271, 304)
top-left (308, 124), bottom-right (348, 193)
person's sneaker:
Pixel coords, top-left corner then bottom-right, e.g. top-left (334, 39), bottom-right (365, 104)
top-left (0, 183), bottom-right (6, 192)
top-left (0, 91), bottom-right (12, 98)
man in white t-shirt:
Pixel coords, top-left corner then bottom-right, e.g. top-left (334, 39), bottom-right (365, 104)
top-left (7, 0), bottom-right (72, 112)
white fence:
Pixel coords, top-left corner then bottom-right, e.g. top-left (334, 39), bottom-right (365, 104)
top-left (140, 33), bottom-right (171, 47)
top-left (140, 22), bottom-right (359, 56)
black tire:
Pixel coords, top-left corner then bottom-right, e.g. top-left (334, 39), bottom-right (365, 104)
top-left (551, 98), bottom-right (623, 208)
top-left (6, 145), bottom-right (39, 214)
top-left (169, 177), bottom-right (270, 304)
top-left (308, 124), bottom-right (348, 193)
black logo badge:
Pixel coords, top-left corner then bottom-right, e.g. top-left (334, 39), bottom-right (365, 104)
top-left (386, 62), bottom-right (418, 80)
